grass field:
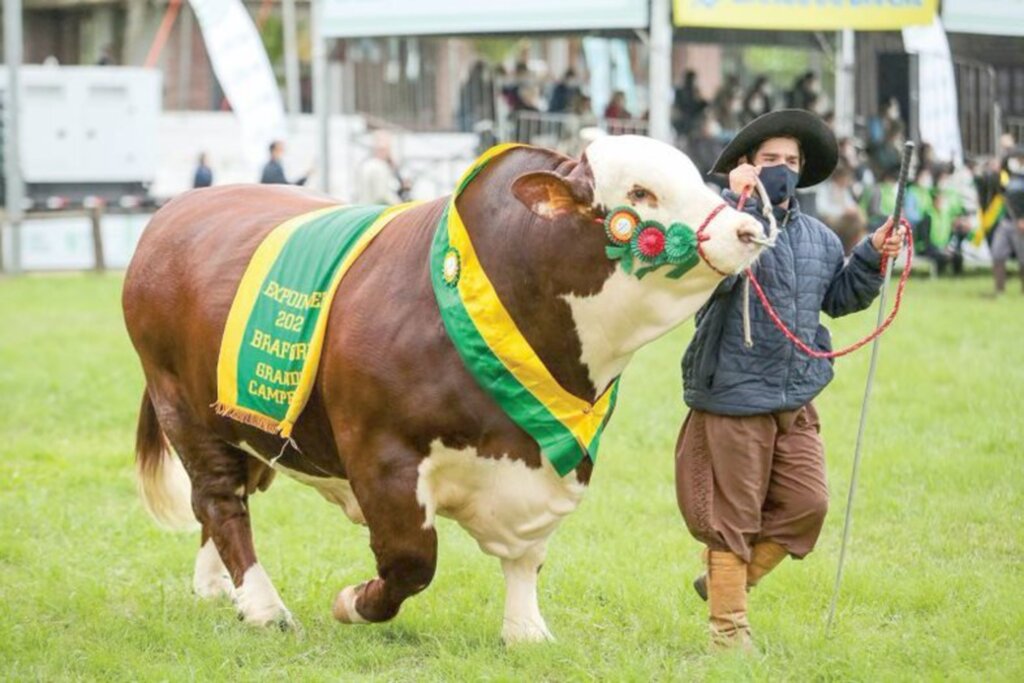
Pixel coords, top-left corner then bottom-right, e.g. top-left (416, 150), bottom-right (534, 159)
top-left (1, 273), bottom-right (1022, 681)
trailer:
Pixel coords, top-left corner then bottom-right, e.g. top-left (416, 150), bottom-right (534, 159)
top-left (1, 65), bottom-right (162, 208)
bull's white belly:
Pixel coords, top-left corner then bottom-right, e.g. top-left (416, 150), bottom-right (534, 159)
top-left (238, 440), bottom-right (583, 558)
top-left (415, 440), bottom-right (586, 560)
top-left (237, 442), bottom-right (366, 525)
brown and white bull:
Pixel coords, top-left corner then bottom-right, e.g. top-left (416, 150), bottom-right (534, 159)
top-left (122, 137), bottom-right (767, 643)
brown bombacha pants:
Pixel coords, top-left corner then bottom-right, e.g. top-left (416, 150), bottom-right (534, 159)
top-left (675, 403), bottom-right (828, 563)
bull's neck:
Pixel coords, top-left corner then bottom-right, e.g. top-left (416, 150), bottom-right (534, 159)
top-left (458, 198), bottom-right (613, 403)
top-left (560, 266), bottom-right (723, 392)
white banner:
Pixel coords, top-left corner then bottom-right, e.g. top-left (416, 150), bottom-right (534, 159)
top-left (321, 0), bottom-right (648, 37)
top-left (189, 0), bottom-right (286, 171)
top-left (902, 17), bottom-right (963, 164)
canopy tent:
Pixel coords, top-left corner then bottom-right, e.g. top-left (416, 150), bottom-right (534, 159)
top-left (942, 0), bottom-right (1024, 38)
top-left (320, 0), bottom-right (649, 36)
top-left (312, 0), bottom-right (669, 192)
top-left (310, 0), bottom-right (945, 191)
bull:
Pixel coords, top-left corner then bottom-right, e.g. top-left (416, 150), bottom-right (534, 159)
top-left (122, 137), bottom-right (768, 643)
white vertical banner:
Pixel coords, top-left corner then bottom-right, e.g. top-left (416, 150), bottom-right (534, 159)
top-left (902, 17), bottom-right (963, 164)
top-left (189, 0), bottom-right (287, 171)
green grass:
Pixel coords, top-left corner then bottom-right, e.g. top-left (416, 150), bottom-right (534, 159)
top-left (1, 273), bottom-right (1022, 681)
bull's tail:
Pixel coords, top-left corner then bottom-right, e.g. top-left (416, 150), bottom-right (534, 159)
top-left (135, 389), bottom-right (199, 532)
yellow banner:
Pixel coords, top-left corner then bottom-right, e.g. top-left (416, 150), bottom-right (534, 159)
top-left (674, 0), bottom-right (938, 30)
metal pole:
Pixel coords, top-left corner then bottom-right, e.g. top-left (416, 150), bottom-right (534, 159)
top-left (835, 29), bottom-right (855, 139)
top-left (648, 0), bottom-right (673, 144)
top-left (826, 141), bottom-right (915, 634)
top-left (311, 0), bottom-right (330, 193)
top-left (282, 0), bottom-right (300, 117)
top-left (177, 3), bottom-right (193, 110)
top-left (90, 205), bottom-right (106, 273)
top-left (4, 0), bottom-right (25, 274)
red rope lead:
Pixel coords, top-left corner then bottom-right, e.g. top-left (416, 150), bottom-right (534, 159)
top-left (745, 218), bottom-right (913, 360)
top-left (695, 203), bottom-right (735, 277)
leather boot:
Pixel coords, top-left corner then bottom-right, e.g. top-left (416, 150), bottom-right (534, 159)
top-left (707, 550), bottom-right (753, 651)
top-left (694, 541), bottom-right (789, 600)
top-left (746, 541), bottom-right (788, 588)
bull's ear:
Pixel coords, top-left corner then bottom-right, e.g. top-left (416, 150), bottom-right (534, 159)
top-left (512, 171), bottom-right (589, 220)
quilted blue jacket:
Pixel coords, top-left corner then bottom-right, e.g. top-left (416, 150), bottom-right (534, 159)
top-left (682, 192), bottom-right (885, 415)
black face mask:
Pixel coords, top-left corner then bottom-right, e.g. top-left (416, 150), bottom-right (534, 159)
top-left (759, 164), bottom-right (800, 206)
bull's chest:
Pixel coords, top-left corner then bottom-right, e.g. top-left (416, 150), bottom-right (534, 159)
top-left (415, 440), bottom-right (586, 560)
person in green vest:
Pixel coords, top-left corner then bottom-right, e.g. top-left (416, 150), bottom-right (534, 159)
top-left (933, 166), bottom-right (971, 275)
top-left (906, 165), bottom-right (935, 256)
top-left (907, 164), bottom-right (971, 276)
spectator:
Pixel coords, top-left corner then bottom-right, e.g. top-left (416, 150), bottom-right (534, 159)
top-left (716, 91), bottom-right (745, 138)
top-left (673, 70), bottom-right (708, 137)
top-left (260, 140), bottom-right (309, 186)
top-left (97, 44), bottom-right (115, 66)
top-left (838, 136), bottom-right (875, 200)
top-left (905, 164), bottom-right (934, 234)
top-left (928, 165), bottom-right (969, 275)
top-left (502, 62), bottom-right (532, 111)
top-left (712, 75), bottom-right (741, 115)
top-left (786, 71), bottom-right (819, 110)
top-left (355, 130), bottom-right (406, 205)
top-left (571, 94), bottom-right (598, 127)
top-left (868, 98), bottom-right (903, 151)
top-left (865, 164), bottom-right (901, 228)
top-left (688, 113), bottom-right (725, 187)
top-left (989, 146), bottom-right (1024, 295)
top-left (604, 90), bottom-right (631, 120)
top-left (192, 153), bottom-right (213, 189)
top-left (458, 60), bottom-right (495, 132)
top-left (515, 84), bottom-right (543, 113)
top-left (815, 163), bottom-right (867, 255)
top-left (742, 76), bottom-right (773, 124)
top-left (871, 124), bottom-right (904, 178)
top-left (548, 69), bottom-right (581, 114)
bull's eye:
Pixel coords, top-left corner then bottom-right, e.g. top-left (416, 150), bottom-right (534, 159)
top-left (627, 186), bottom-right (657, 206)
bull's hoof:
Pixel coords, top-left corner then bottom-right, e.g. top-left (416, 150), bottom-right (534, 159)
top-left (501, 620), bottom-right (555, 645)
top-left (332, 584), bottom-right (370, 624)
top-left (238, 606), bottom-right (299, 632)
top-left (193, 571), bottom-right (234, 601)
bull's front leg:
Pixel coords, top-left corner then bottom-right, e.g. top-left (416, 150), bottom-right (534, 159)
top-left (500, 542), bottom-right (553, 644)
top-left (331, 439), bottom-right (438, 625)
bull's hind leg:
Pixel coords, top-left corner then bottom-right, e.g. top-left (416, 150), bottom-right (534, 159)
top-left (331, 442), bottom-right (437, 625)
top-left (154, 395), bottom-right (295, 629)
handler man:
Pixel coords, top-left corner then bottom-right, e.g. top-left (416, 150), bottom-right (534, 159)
top-left (675, 110), bottom-right (906, 650)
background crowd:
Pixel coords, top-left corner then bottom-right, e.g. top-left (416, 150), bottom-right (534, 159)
top-left (460, 60), bottom-right (1020, 285)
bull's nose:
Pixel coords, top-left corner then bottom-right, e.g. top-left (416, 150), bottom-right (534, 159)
top-left (737, 221), bottom-right (761, 244)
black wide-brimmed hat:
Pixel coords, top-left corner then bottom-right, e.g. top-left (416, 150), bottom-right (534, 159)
top-left (711, 109), bottom-right (838, 188)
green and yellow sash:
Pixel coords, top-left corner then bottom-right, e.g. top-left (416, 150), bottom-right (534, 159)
top-left (430, 144), bottom-right (620, 476)
top-left (216, 202), bottom-right (416, 437)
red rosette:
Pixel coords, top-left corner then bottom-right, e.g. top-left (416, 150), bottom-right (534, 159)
top-left (633, 224), bottom-right (666, 262)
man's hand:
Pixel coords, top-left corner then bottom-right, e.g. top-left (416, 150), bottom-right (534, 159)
top-left (871, 217), bottom-right (907, 257)
top-left (1016, 218), bottom-right (1024, 234)
top-left (729, 163), bottom-right (762, 195)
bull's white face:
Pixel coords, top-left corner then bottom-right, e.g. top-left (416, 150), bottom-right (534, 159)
top-left (585, 135), bottom-right (764, 277)
top-left (565, 135), bottom-right (769, 393)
